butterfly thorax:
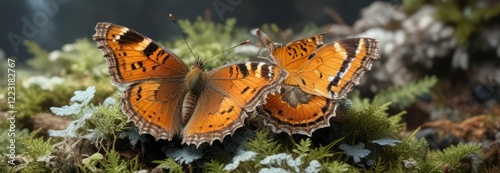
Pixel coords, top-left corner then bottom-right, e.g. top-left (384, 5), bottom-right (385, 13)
top-left (280, 84), bottom-right (312, 108)
top-left (185, 65), bottom-right (207, 94)
top-left (182, 62), bottom-right (207, 125)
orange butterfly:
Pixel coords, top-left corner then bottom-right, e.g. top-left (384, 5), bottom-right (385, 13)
top-left (93, 22), bottom-right (288, 147)
top-left (256, 29), bottom-right (379, 136)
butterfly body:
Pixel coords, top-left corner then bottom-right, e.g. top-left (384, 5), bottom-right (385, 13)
top-left (94, 23), bottom-right (287, 147)
top-left (256, 29), bottom-right (379, 136)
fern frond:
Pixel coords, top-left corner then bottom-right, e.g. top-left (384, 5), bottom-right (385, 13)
top-left (153, 158), bottom-right (183, 173)
top-left (19, 129), bottom-right (54, 160)
top-left (101, 149), bottom-right (128, 173)
top-left (373, 75), bottom-right (438, 108)
top-left (293, 139), bottom-right (311, 157)
top-left (308, 138), bottom-right (341, 162)
top-left (323, 161), bottom-right (351, 173)
top-left (436, 143), bottom-right (481, 171)
top-left (204, 159), bottom-right (225, 173)
top-left (246, 130), bottom-right (281, 160)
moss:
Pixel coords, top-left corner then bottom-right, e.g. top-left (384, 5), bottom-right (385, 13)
top-left (165, 16), bottom-right (251, 69)
top-left (5, 39), bottom-right (115, 119)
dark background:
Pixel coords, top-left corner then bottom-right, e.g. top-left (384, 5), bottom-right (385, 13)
top-left (0, 0), bottom-right (383, 62)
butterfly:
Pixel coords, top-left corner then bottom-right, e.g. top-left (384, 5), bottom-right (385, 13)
top-left (93, 22), bottom-right (288, 147)
top-left (255, 29), bottom-right (379, 136)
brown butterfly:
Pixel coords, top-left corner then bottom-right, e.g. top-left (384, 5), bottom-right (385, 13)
top-left (256, 29), bottom-right (379, 136)
top-left (93, 22), bottom-right (288, 147)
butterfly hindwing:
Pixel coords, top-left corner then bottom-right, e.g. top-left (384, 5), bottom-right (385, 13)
top-left (259, 85), bottom-right (337, 136)
top-left (123, 81), bottom-right (185, 140)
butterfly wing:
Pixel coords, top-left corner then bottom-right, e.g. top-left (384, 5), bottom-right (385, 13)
top-left (259, 85), bottom-right (337, 136)
top-left (257, 29), bottom-right (324, 71)
top-left (181, 62), bottom-right (288, 147)
top-left (290, 38), bottom-right (379, 99)
top-left (94, 22), bottom-right (189, 140)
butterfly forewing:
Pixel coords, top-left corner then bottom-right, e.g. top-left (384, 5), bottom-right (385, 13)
top-left (295, 38), bottom-right (380, 99)
top-left (94, 22), bottom-right (189, 84)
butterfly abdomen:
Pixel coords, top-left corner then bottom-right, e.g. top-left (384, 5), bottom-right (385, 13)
top-left (182, 91), bottom-right (197, 125)
top-left (182, 65), bottom-right (207, 125)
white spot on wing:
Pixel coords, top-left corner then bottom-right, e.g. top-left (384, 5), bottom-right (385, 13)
top-left (267, 65), bottom-right (273, 78)
top-left (356, 39), bottom-right (364, 55)
top-left (328, 76), bottom-right (335, 82)
top-left (134, 38), bottom-right (152, 51)
top-left (255, 63), bottom-right (264, 78)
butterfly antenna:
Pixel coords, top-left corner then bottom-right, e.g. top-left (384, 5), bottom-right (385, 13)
top-left (203, 39), bottom-right (250, 63)
top-left (169, 14), bottom-right (198, 61)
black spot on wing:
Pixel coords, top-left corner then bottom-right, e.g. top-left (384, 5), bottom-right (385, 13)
top-left (308, 53), bottom-right (316, 60)
top-left (251, 63), bottom-right (259, 70)
top-left (136, 86), bottom-right (142, 101)
top-left (260, 64), bottom-right (272, 79)
top-left (237, 64), bottom-right (249, 77)
top-left (117, 30), bottom-right (144, 45)
top-left (321, 99), bottom-right (332, 113)
top-left (241, 86), bottom-right (250, 94)
top-left (143, 42), bottom-right (159, 57)
top-left (229, 66), bottom-right (234, 78)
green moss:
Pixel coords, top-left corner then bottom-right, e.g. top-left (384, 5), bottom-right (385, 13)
top-left (344, 103), bottom-right (403, 142)
top-left (165, 16), bottom-right (251, 69)
top-left (7, 39), bottom-right (115, 119)
top-left (85, 100), bottom-right (129, 141)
